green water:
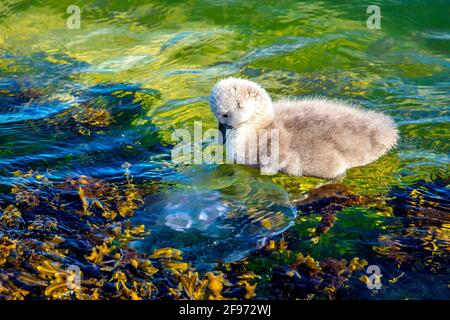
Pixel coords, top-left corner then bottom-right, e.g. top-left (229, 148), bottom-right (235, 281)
top-left (0, 0), bottom-right (449, 300)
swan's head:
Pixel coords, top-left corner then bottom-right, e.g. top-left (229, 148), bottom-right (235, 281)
top-left (209, 77), bottom-right (273, 137)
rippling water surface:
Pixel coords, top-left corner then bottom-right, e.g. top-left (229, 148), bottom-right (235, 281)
top-left (0, 0), bottom-right (449, 299)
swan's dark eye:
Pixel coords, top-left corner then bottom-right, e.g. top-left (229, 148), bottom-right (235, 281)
top-left (222, 113), bottom-right (228, 118)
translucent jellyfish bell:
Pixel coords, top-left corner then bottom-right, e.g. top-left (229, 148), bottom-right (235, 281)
top-left (131, 165), bottom-right (297, 269)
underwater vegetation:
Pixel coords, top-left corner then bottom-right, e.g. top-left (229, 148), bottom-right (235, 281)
top-left (1, 0), bottom-right (449, 300)
top-left (0, 166), bottom-right (448, 300)
top-left (0, 168), bottom-right (367, 300)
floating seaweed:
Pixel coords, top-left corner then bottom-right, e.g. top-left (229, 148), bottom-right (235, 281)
top-left (0, 165), bottom-right (380, 300)
top-left (373, 178), bottom-right (450, 272)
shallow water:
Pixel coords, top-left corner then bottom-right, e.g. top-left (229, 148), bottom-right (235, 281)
top-left (0, 0), bottom-right (449, 299)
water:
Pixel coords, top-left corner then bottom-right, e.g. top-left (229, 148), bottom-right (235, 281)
top-left (0, 0), bottom-right (449, 299)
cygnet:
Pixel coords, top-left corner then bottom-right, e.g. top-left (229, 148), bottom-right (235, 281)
top-left (209, 77), bottom-right (398, 179)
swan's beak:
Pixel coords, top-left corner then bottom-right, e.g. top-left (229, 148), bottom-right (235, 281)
top-left (218, 123), bottom-right (232, 143)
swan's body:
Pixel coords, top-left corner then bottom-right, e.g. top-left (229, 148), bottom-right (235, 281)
top-left (209, 77), bottom-right (398, 179)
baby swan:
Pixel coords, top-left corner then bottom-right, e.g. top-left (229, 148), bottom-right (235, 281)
top-left (209, 77), bottom-right (398, 179)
